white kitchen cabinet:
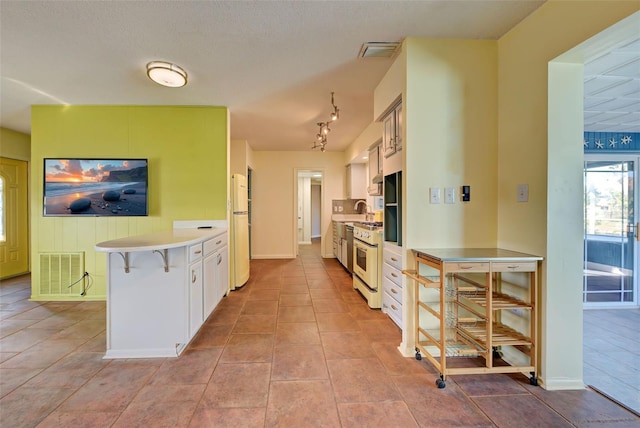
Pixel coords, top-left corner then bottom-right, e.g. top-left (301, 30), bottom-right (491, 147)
top-left (346, 163), bottom-right (367, 199)
top-left (382, 241), bottom-right (403, 328)
top-left (216, 246), bottom-right (229, 305)
top-left (189, 258), bottom-right (204, 338)
top-left (203, 233), bottom-right (229, 320)
top-left (368, 143), bottom-right (382, 196)
top-left (382, 101), bottom-right (402, 174)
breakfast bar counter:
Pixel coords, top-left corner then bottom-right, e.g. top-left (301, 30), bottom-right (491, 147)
top-left (96, 227), bottom-right (228, 359)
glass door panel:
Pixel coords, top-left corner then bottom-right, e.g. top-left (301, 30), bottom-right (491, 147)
top-left (583, 159), bottom-right (636, 305)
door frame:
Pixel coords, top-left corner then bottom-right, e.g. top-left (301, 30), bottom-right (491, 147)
top-left (583, 153), bottom-right (639, 307)
top-left (293, 168), bottom-right (324, 256)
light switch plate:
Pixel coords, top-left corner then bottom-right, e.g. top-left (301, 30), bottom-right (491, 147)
top-left (517, 184), bottom-right (529, 202)
top-left (430, 187), bottom-right (441, 204)
top-left (445, 187), bottom-right (455, 204)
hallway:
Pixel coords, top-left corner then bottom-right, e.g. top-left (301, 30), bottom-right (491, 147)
top-left (1, 241), bottom-right (638, 427)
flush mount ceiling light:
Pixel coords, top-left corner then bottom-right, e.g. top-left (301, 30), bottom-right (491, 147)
top-left (146, 61), bottom-right (188, 87)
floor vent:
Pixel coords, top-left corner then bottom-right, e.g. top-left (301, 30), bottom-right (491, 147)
top-left (39, 252), bottom-right (85, 296)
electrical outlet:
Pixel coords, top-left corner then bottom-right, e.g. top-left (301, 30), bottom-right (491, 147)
top-left (445, 187), bottom-right (455, 204)
top-left (430, 187), bottom-right (441, 204)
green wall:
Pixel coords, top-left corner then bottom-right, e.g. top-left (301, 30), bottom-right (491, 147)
top-left (30, 105), bottom-right (228, 300)
top-left (1, 127), bottom-right (31, 160)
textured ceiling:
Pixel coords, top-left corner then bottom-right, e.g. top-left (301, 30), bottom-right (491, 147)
top-left (584, 36), bottom-right (640, 133)
top-left (0, 0), bottom-right (549, 152)
top-left (0, 1), bottom-right (564, 152)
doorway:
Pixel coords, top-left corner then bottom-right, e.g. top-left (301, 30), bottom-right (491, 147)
top-left (0, 157), bottom-right (29, 279)
top-left (295, 170), bottom-right (323, 252)
top-left (583, 157), bottom-right (638, 307)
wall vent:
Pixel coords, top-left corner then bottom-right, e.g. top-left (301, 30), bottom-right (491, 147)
top-left (358, 42), bottom-right (400, 59)
top-left (39, 252), bottom-right (85, 296)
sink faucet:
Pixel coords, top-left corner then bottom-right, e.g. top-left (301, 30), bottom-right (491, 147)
top-left (354, 200), bottom-right (367, 213)
top-left (354, 200), bottom-right (373, 221)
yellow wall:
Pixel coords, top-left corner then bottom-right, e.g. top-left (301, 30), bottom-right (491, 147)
top-left (343, 121), bottom-right (383, 165)
top-left (498, 2), bottom-right (639, 389)
top-left (30, 105), bottom-right (228, 300)
top-left (404, 38), bottom-right (498, 250)
top-left (1, 127), bottom-right (30, 161)
top-left (250, 150), bottom-right (345, 259)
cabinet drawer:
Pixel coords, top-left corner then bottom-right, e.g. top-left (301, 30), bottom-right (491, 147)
top-left (383, 263), bottom-right (402, 287)
top-left (383, 276), bottom-right (402, 305)
top-left (189, 243), bottom-right (203, 262)
top-left (382, 291), bottom-right (402, 328)
top-left (445, 262), bottom-right (489, 273)
top-left (383, 249), bottom-right (402, 270)
top-left (204, 234), bottom-right (227, 255)
top-left (492, 261), bottom-right (536, 272)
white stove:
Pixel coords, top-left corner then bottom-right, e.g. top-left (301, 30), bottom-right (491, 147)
top-left (352, 224), bottom-right (382, 309)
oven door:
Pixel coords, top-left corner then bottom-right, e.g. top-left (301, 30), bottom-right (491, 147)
top-left (353, 239), bottom-right (379, 289)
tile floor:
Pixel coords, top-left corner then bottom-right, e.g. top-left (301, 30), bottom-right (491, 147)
top-left (583, 307), bottom-right (640, 414)
top-left (1, 241), bottom-right (639, 427)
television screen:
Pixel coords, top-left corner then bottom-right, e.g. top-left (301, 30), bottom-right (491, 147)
top-left (43, 158), bottom-right (148, 216)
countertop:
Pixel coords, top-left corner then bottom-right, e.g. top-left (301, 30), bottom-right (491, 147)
top-left (95, 228), bottom-right (226, 253)
top-left (412, 248), bottom-right (543, 262)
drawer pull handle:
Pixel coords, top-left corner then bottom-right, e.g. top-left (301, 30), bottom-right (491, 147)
top-left (460, 266), bottom-right (472, 270)
top-left (216, 240), bottom-right (222, 245)
top-left (506, 265), bottom-right (519, 269)
top-left (391, 272), bottom-right (398, 278)
top-left (194, 250), bottom-right (202, 255)
top-left (391, 304), bottom-right (398, 310)
top-left (390, 257), bottom-right (398, 262)
top-left (391, 288), bottom-right (398, 294)
top-left (192, 271), bottom-right (197, 283)
top-left (217, 255), bottom-right (222, 265)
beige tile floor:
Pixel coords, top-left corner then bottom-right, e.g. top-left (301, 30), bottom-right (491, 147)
top-left (1, 240), bottom-right (639, 427)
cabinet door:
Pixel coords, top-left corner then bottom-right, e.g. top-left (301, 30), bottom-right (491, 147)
top-left (189, 259), bottom-right (203, 338)
top-left (203, 252), bottom-right (217, 320)
top-left (394, 103), bottom-right (402, 152)
top-left (382, 113), bottom-right (395, 158)
top-left (216, 247), bottom-right (229, 304)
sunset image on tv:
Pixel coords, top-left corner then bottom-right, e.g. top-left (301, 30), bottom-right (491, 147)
top-left (43, 159), bottom-right (148, 216)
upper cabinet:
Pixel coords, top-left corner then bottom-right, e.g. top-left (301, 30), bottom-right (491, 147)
top-left (383, 101), bottom-right (402, 157)
top-left (382, 100), bottom-right (402, 174)
top-left (346, 163), bottom-right (367, 199)
top-left (368, 143), bottom-right (382, 196)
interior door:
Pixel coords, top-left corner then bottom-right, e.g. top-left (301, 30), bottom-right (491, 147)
top-left (583, 157), bottom-right (637, 306)
top-left (0, 157), bottom-right (29, 279)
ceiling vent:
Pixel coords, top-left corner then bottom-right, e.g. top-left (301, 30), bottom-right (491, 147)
top-left (358, 42), bottom-right (400, 59)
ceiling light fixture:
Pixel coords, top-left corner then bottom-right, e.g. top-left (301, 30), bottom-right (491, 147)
top-left (146, 61), bottom-right (188, 87)
top-left (312, 92), bottom-right (340, 152)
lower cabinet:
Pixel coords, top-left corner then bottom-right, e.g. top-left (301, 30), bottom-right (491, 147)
top-left (189, 259), bottom-right (204, 338)
top-left (382, 242), bottom-right (403, 328)
top-left (203, 233), bottom-right (229, 322)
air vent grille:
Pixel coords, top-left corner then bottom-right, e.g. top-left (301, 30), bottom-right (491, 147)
top-left (39, 252), bottom-right (85, 296)
top-left (358, 42), bottom-right (400, 58)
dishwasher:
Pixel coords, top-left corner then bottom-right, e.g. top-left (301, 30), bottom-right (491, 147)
top-left (345, 224), bottom-right (354, 273)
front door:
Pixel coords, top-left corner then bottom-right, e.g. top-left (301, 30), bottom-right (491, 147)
top-left (583, 157), bottom-right (637, 306)
top-left (0, 157), bottom-right (29, 279)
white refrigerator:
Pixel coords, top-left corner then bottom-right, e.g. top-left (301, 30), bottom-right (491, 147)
top-left (231, 174), bottom-right (250, 289)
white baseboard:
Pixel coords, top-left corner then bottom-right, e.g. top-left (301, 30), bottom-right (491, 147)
top-left (251, 254), bottom-right (296, 259)
top-left (541, 378), bottom-right (585, 390)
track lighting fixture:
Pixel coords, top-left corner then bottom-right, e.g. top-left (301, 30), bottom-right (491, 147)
top-left (311, 92), bottom-right (340, 152)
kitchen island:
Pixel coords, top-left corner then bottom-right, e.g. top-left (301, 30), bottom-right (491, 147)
top-left (96, 227), bottom-right (228, 358)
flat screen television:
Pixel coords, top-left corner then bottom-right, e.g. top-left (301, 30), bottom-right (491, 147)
top-left (43, 158), bottom-right (148, 216)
